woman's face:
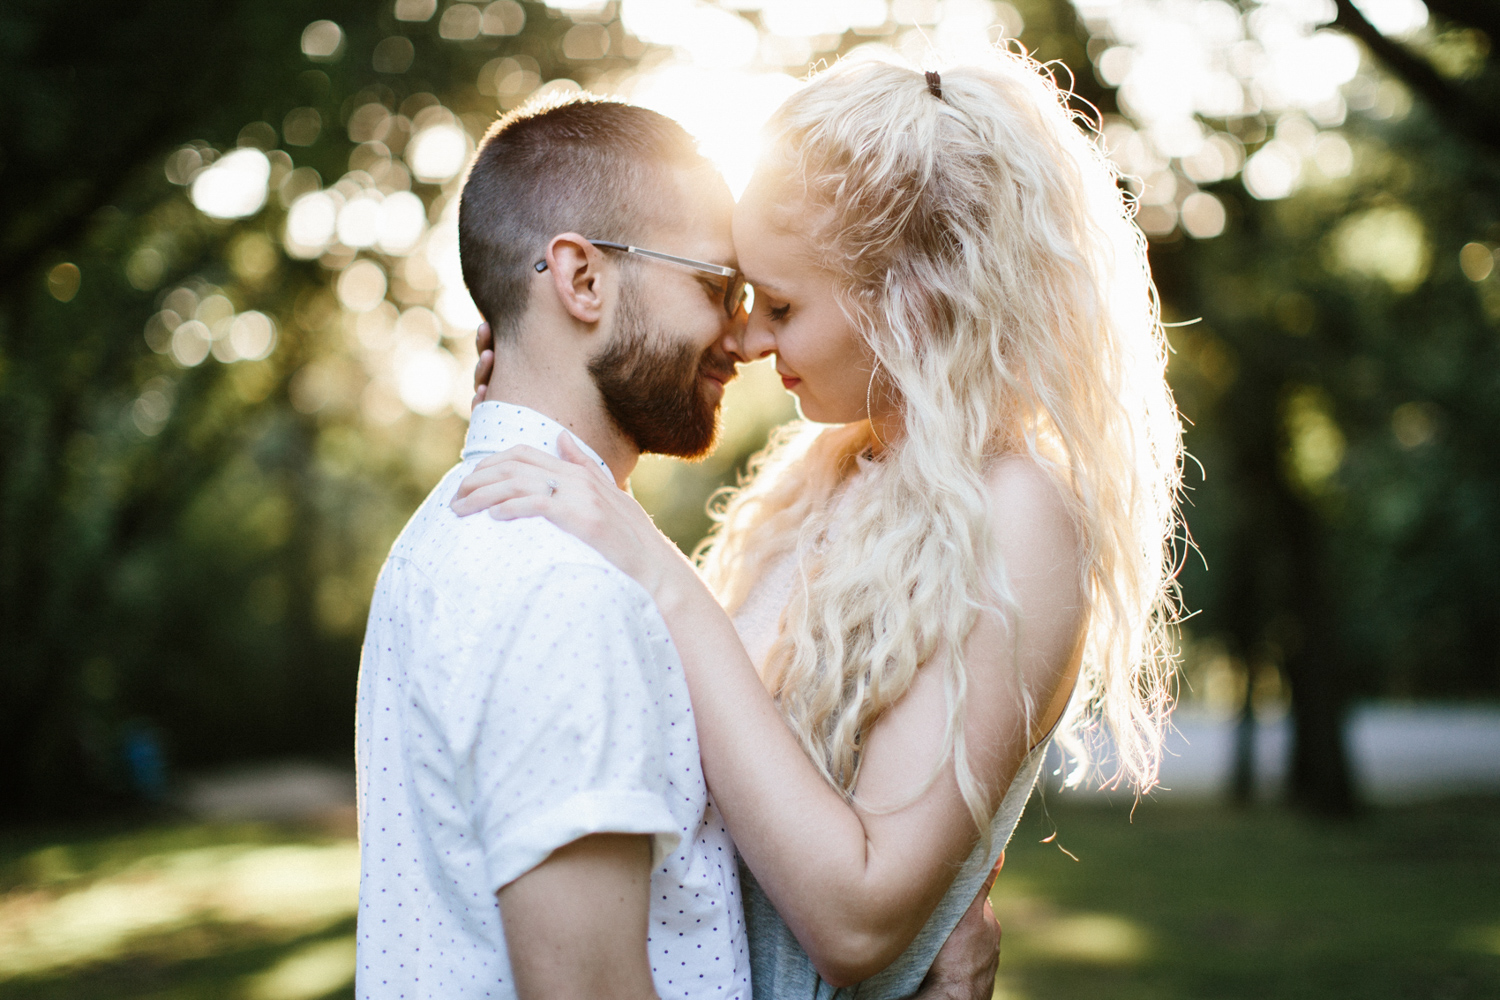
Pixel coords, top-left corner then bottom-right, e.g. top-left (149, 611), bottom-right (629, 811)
top-left (730, 180), bottom-right (877, 426)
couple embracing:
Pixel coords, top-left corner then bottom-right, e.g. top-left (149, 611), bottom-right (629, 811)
top-left (355, 49), bottom-right (1181, 1000)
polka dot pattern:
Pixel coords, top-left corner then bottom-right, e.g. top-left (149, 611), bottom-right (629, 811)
top-left (355, 402), bottom-right (750, 999)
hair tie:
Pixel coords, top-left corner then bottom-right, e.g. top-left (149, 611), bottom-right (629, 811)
top-left (925, 71), bottom-right (943, 100)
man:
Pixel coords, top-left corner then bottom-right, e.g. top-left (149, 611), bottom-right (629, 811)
top-left (356, 93), bottom-right (1000, 1000)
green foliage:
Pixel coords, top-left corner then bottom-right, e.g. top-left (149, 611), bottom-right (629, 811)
top-left (3, 0), bottom-right (1499, 821)
top-left (0, 0), bottom-right (795, 819)
top-left (2, 800), bottom-right (1496, 997)
top-left (993, 798), bottom-right (1500, 999)
top-left (1162, 78), bottom-right (1500, 702)
top-left (1068, 0), bottom-right (1500, 810)
top-left (0, 0), bottom-right (612, 818)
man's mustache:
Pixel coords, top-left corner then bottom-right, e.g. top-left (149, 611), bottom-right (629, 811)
top-left (699, 355), bottom-right (737, 384)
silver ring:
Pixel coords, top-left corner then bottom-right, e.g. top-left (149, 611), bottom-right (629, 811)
top-left (546, 478), bottom-right (559, 497)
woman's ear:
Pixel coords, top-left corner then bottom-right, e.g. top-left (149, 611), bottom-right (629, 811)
top-left (544, 233), bottom-right (608, 324)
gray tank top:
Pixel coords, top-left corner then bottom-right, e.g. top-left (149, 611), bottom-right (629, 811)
top-left (731, 547), bottom-right (1052, 1000)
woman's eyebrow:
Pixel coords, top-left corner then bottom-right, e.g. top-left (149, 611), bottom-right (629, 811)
top-left (745, 275), bottom-right (788, 297)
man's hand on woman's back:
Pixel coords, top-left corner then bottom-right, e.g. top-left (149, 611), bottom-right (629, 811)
top-left (910, 853), bottom-right (1004, 1000)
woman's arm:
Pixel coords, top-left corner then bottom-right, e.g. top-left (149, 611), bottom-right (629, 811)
top-left (452, 440), bottom-right (1083, 985)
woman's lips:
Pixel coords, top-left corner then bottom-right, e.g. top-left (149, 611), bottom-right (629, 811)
top-left (779, 375), bottom-right (801, 390)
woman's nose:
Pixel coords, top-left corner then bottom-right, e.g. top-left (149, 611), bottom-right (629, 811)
top-left (724, 310), bottom-right (775, 363)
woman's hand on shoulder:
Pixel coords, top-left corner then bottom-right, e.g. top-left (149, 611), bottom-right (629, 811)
top-left (450, 432), bottom-right (693, 601)
top-left (471, 322), bottom-right (495, 411)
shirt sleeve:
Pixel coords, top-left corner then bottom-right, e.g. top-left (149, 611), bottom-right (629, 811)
top-left (463, 561), bottom-right (684, 891)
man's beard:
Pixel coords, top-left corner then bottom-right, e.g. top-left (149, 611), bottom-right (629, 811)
top-left (588, 280), bottom-right (732, 460)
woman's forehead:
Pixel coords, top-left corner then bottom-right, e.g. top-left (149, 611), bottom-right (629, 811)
top-left (732, 201), bottom-right (798, 283)
top-left (734, 193), bottom-right (834, 287)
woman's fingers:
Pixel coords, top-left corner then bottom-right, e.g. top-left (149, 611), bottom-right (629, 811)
top-left (453, 479), bottom-right (535, 516)
top-left (453, 458), bottom-right (545, 509)
top-left (466, 439), bottom-right (603, 487)
top-left (473, 348), bottom-right (494, 393)
top-left (556, 431), bottom-right (590, 466)
top-left (454, 465), bottom-right (582, 515)
top-left (471, 323), bottom-right (495, 411)
top-left (486, 495), bottom-right (550, 521)
top-left (556, 432), bottom-right (614, 482)
top-left (453, 448), bottom-right (596, 512)
top-left (469, 446), bottom-right (571, 481)
top-left (494, 444), bottom-right (573, 470)
top-left (453, 463), bottom-right (507, 505)
top-left (448, 443), bottom-right (677, 595)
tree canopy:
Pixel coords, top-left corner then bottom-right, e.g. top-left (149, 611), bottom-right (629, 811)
top-left (2, 0), bottom-right (1496, 819)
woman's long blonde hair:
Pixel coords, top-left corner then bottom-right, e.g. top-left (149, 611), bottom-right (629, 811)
top-left (698, 50), bottom-right (1183, 832)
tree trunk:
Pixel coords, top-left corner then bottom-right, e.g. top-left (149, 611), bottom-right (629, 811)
top-left (1218, 359), bottom-right (1358, 817)
top-left (1230, 668), bottom-right (1258, 805)
top-left (1276, 486), bottom-right (1357, 817)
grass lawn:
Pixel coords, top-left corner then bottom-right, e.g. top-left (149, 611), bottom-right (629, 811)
top-left (992, 795), bottom-right (1500, 1000)
top-left (0, 797), bottom-right (1496, 999)
top-left (0, 819), bottom-right (359, 1000)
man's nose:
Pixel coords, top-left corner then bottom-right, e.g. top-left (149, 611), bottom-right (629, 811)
top-left (718, 307), bottom-right (750, 364)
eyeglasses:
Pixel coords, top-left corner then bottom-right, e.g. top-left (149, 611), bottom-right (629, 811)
top-left (534, 240), bottom-right (748, 320)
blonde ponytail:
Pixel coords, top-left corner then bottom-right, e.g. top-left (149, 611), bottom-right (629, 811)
top-left (700, 50), bottom-right (1183, 830)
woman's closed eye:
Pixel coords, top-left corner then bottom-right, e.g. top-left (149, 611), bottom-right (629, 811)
top-left (766, 302), bottom-right (791, 322)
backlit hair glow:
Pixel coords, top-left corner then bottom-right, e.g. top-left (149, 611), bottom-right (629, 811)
top-left (698, 50), bottom-right (1184, 832)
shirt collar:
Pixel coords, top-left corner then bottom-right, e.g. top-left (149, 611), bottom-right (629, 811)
top-left (462, 402), bottom-right (611, 475)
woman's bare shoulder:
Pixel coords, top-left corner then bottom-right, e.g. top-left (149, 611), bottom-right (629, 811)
top-left (981, 454), bottom-right (1081, 570)
top-left (970, 455), bottom-right (1086, 740)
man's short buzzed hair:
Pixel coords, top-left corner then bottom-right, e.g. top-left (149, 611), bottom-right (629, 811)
top-left (459, 94), bottom-right (706, 339)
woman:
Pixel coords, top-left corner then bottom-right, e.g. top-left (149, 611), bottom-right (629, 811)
top-left (457, 51), bottom-right (1181, 998)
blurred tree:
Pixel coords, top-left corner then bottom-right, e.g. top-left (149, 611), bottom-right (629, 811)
top-left (1331, 0), bottom-right (1500, 158)
top-left (4, 0), bottom-right (1497, 826)
top-left (0, 0), bottom-right (603, 818)
top-left (1068, 0), bottom-right (1500, 814)
top-left (0, 0), bottom-right (798, 821)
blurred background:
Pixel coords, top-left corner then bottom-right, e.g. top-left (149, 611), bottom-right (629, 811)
top-left (1, 0), bottom-right (1497, 996)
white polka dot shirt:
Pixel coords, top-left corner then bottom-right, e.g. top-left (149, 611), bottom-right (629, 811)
top-left (355, 402), bottom-right (750, 1000)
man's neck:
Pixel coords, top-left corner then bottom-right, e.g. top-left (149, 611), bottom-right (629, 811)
top-left (484, 363), bottom-right (638, 489)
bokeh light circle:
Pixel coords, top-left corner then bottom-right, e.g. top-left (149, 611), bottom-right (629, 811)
top-left (377, 192), bottom-right (427, 255)
top-left (397, 346), bottom-right (459, 415)
top-left (338, 260), bottom-right (389, 313)
top-left (1181, 192), bottom-right (1227, 239)
top-left (229, 311), bottom-right (278, 361)
top-left (286, 192), bottom-right (340, 258)
top-left (407, 125), bottom-right (472, 184)
top-left (171, 320), bottom-right (213, 367)
top-left (190, 149), bottom-right (271, 220)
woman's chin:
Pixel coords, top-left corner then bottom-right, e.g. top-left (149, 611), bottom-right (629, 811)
top-left (788, 393), bottom-right (820, 423)
top-left (790, 397), bottom-right (862, 426)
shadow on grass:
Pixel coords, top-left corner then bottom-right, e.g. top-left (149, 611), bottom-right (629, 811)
top-left (992, 795), bottom-right (1500, 1000)
top-left (2, 798), bottom-right (1498, 1000)
top-left (0, 920), bottom-right (356, 1000)
top-left (0, 819), bottom-right (358, 1000)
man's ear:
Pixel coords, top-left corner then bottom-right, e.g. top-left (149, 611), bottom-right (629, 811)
top-left (543, 233), bottom-right (609, 325)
